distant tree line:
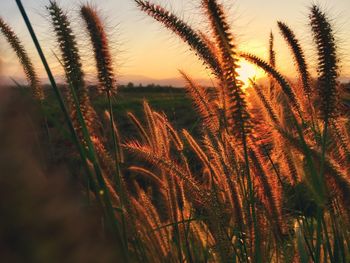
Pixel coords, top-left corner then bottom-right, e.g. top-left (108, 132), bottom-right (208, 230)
top-left (117, 82), bottom-right (185, 93)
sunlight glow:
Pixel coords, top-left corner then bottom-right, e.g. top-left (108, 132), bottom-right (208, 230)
top-left (236, 60), bottom-right (264, 89)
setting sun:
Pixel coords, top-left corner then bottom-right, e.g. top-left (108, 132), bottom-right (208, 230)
top-left (237, 59), bottom-right (264, 88)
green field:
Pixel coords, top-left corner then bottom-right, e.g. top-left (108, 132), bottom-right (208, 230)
top-left (41, 86), bottom-right (198, 137)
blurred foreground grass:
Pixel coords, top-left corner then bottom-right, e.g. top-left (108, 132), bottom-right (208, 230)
top-left (0, 85), bottom-right (197, 262)
top-left (0, 87), bottom-right (121, 262)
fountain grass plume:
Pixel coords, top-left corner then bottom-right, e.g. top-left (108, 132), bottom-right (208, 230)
top-left (269, 32), bottom-right (276, 68)
top-left (310, 5), bottom-right (339, 123)
top-left (123, 140), bottom-right (205, 206)
top-left (251, 80), bottom-right (279, 126)
top-left (278, 21), bottom-right (311, 100)
top-left (135, 0), bottom-right (222, 77)
top-left (180, 70), bottom-right (219, 134)
top-left (80, 5), bottom-right (116, 94)
top-left (202, 0), bottom-right (251, 139)
top-left (47, 1), bottom-right (85, 96)
top-left (0, 17), bottom-right (44, 101)
top-left (47, 1), bottom-right (103, 142)
top-left (80, 6), bottom-right (129, 250)
top-left (269, 32), bottom-right (276, 99)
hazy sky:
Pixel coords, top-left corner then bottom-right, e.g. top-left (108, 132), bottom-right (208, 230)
top-left (0, 0), bottom-right (349, 86)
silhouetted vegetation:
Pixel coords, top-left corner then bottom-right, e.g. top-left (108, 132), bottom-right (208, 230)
top-left (1, 0), bottom-right (350, 262)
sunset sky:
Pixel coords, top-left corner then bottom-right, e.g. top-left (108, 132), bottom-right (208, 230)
top-left (0, 0), bottom-right (349, 86)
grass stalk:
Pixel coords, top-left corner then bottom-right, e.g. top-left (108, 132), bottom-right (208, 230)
top-left (15, 0), bottom-right (128, 260)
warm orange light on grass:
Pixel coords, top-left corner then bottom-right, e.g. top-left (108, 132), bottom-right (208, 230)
top-left (237, 59), bottom-right (264, 89)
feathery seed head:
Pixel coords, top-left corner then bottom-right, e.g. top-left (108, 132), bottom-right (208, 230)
top-left (269, 32), bottom-right (276, 68)
top-left (135, 0), bottom-right (222, 77)
top-left (0, 17), bottom-right (44, 101)
top-left (202, 0), bottom-right (251, 139)
top-left (81, 5), bottom-right (116, 94)
top-left (277, 21), bottom-right (311, 100)
top-left (47, 1), bottom-right (85, 94)
top-left (251, 80), bottom-right (280, 126)
top-left (47, 1), bottom-right (102, 140)
top-left (309, 5), bottom-right (339, 120)
top-left (181, 70), bottom-right (220, 134)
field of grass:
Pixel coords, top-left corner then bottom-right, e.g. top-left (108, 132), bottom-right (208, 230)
top-left (1, 0), bottom-right (350, 262)
top-left (39, 85), bottom-right (198, 143)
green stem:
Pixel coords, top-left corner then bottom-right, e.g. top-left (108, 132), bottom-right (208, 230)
top-left (315, 209), bottom-right (322, 263)
top-left (242, 135), bottom-right (261, 263)
top-left (299, 218), bottom-right (315, 262)
top-left (321, 215), bottom-right (334, 262)
top-left (107, 90), bottom-right (128, 250)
